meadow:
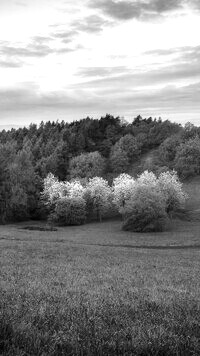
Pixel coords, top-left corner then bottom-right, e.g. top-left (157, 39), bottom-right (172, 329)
top-left (1, 216), bottom-right (200, 355)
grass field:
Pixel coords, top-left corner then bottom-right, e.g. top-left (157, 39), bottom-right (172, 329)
top-left (1, 215), bottom-right (200, 355)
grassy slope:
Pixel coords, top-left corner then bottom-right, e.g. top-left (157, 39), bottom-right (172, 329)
top-left (1, 218), bottom-right (200, 355)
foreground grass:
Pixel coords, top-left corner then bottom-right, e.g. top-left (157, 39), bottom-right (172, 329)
top-left (1, 219), bottom-right (200, 355)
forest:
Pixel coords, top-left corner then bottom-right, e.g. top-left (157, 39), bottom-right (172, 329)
top-left (0, 114), bottom-right (200, 224)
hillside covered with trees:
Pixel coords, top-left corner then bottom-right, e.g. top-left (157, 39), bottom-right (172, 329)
top-left (0, 114), bottom-right (199, 224)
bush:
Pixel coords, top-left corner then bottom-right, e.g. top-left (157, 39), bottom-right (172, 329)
top-left (122, 184), bottom-right (168, 232)
top-left (51, 197), bottom-right (86, 226)
top-left (122, 215), bottom-right (168, 232)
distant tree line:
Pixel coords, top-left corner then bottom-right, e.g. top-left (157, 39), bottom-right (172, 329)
top-left (0, 113), bottom-right (198, 223)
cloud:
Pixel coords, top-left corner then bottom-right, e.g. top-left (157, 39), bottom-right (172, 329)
top-left (14, 1), bottom-right (27, 6)
top-left (0, 82), bottom-right (97, 113)
top-left (144, 45), bottom-right (200, 60)
top-left (73, 14), bottom-right (112, 33)
top-left (0, 59), bottom-right (23, 68)
top-left (0, 34), bottom-right (78, 61)
top-left (0, 81), bottom-right (199, 124)
top-left (89, 0), bottom-right (200, 21)
top-left (73, 44), bottom-right (200, 92)
top-left (0, 40), bottom-right (53, 58)
top-left (31, 35), bottom-right (54, 44)
top-left (51, 14), bottom-right (112, 47)
top-left (52, 29), bottom-right (78, 44)
top-left (77, 66), bottom-right (129, 77)
top-left (73, 61), bottom-right (200, 91)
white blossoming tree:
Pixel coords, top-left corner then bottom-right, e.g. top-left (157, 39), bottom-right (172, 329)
top-left (42, 173), bottom-right (66, 207)
top-left (42, 173), bottom-right (85, 206)
top-left (112, 174), bottom-right (135, 216)
top-left (41, 173), bottom-right (87, 225)
top-left (86, 177), bottom-right (112, 222)
top-left (136, 170), bottom-right (158, 188)
top-left (158, 170), bottom-right (187, 214)
top-left (115, 170), bottom-right (187, 232)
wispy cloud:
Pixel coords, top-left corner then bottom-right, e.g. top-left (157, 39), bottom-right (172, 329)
top-left (51, 14), bottom-right (112, 48)
top-left (73, 44), bottom-right (200, 91)
top-left (0, 40), bottom-right (53, 58)
top-left (77, 66), bottom-right (129, 78)
top-left (0, 34), bottom-right (79, 62)
top-left (144, 45), bottom-right (200, 60)
top-left (74, 63), bottom-right (200, 91)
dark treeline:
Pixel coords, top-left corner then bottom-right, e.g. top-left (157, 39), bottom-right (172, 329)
top-left (1, 113), bottom-right (199, 223)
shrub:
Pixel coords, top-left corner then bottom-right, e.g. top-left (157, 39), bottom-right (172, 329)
top-left (122, 215), bottom-right (168, 232)
top-left (51, 197), bottom-right (86, 226)
top-left (122, 184), bottom-right (168, 232)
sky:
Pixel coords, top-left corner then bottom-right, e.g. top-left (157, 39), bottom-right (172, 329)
top-left (0, 0), bottom-right (200, 128)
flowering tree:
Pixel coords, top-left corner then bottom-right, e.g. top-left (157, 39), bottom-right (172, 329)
top-left (158, 170), bottom-right (187, 214)
top-left (137, 170), bottom-right (158, 188)
top-left (122, 171), bottom-right (164, 214)
top-left (67, 180), bottom-right (86, 199)
top-left (114, 170), bottom-right (187, 232)
top-left (112, 174), bottom-right (135, 216)
top-left (42, 173), bottom-right (87, 225)
top-left (86, 177), bottom-right (112, 222)
top-left (42, 173), bottom-right (85, 207)
top-left (41, 173), bottom-right (68, 207)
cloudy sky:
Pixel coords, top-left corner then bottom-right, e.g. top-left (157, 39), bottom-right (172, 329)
top-left (0, 0), bottom-right (200, 128)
